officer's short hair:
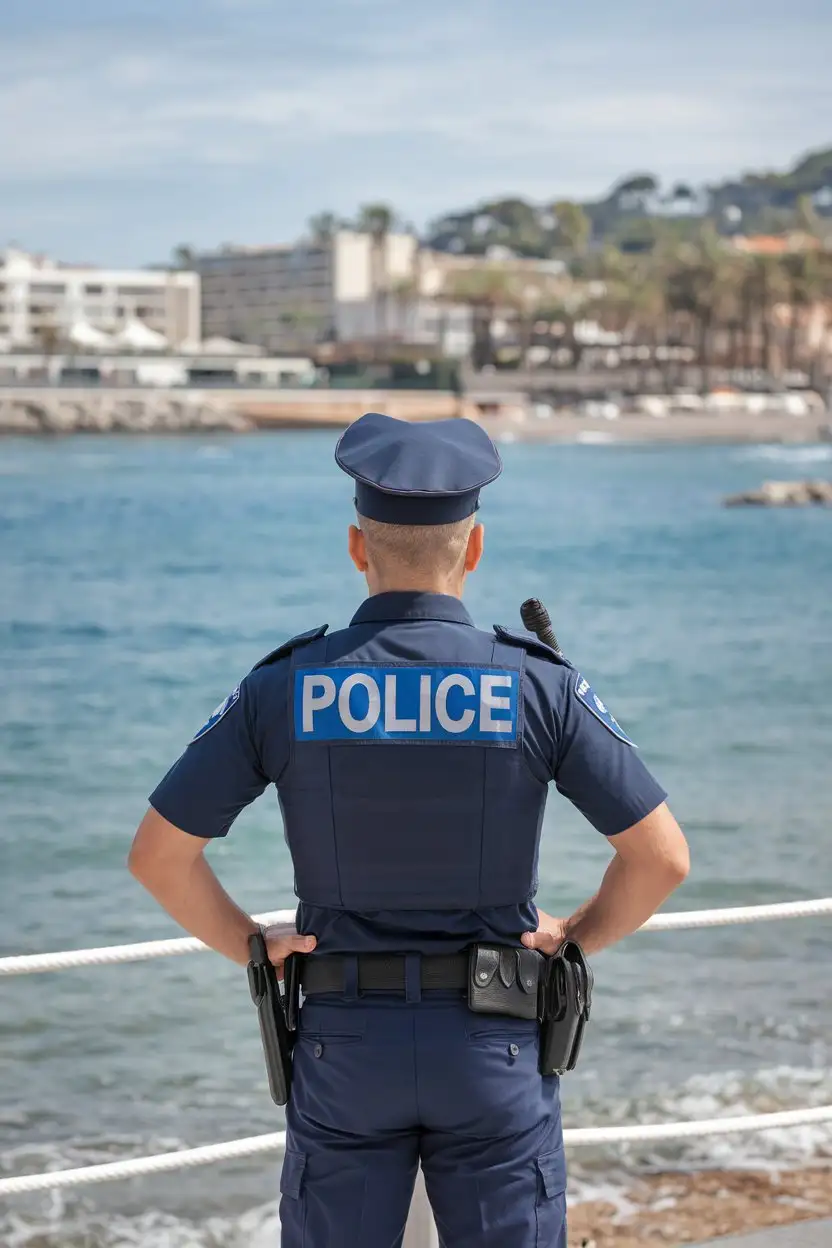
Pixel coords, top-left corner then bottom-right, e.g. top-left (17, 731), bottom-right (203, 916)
top-left (357, 513), bottom-right (476, 575)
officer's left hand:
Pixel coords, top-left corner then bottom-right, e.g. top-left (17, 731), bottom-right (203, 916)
top-left (521, 910), bottom-right (568, 955)
top-left (263, 923), bottom-right (317, 979)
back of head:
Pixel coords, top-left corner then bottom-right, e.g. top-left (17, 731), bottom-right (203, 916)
top-left (336, 411), bottom-right (501, 594)
top-left (357, 513), bottom-right (476, 582)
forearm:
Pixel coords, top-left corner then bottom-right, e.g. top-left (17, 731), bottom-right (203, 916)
top-left (131, 849), bottom-right (258, 966)
top-left (564, 852), bottom-right (680, 955)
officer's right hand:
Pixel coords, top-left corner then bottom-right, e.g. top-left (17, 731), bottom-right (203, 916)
top-left (263, 924), bottom-right (317, 978)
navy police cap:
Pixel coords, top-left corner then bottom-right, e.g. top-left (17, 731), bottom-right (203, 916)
top-left (335, 412), bottom-right (502, 526)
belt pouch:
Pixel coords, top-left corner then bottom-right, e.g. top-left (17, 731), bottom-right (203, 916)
top-left (538, 940), bottom-right (593, 1075)
top-left (467, 945), bottom-right (541, 1020)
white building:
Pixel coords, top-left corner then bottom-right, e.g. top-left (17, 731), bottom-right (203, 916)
top-left (0, 348), bottom-right (317, 388)
top-left (197, 230), bottom-right (420, 351)
top-left (197, 232), bottom-right (570, 359)
top-left (0, 248), bottom-right (201, 350)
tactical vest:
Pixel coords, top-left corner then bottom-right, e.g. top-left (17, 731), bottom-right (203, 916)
top-left (272, 621), bottom-right (554, 916)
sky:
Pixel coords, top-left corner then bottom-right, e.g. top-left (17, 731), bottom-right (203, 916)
top-left (1, 0), bottom-right (830, 267)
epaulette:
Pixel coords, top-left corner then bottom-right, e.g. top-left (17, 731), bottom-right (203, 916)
top-left (251, 624), bottom-right (329, 671)
top-left (493, 624), bottom-right (572, 667)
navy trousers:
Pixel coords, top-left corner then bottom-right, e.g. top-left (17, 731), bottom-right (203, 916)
top-left (280, 993), bottom-right (566, 1248)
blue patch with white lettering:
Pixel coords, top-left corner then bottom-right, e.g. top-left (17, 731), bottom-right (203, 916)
top-left (294, 666), bottom-right (519, 743)
top-left (191, 686), bottom-right (240, 743)
top-left (574, 674), bottom-right (636, 747)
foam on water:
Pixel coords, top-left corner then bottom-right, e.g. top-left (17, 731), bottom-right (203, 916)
top-left (2, 436), bottom-right (831, 1246)
top-left (2, 1066), bottom-right (830, 1247)
top-left (742, 444), bottom-right (832, 464)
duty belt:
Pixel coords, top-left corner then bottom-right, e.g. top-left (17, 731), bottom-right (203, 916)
top-left (300, 952), bottom-right (469, 995)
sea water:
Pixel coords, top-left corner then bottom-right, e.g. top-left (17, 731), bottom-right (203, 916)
top-left (1, 435), bottom-right (831, 1245)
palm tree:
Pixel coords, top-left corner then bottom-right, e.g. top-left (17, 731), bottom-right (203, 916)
top-left (779, 249), bottom-right (823, 371)
top-left (439, 266), bottom-right (517, 369)
top-left (659, 227), bottom-right (745, 391)
top-left (307, 212), bottom-right (339, 243)
top-left (388, 277), bottom-right (418, 341)
top-left (356, 203), bottom-right (397, 345)
top-left (744, 254), bottom-right (790, 377)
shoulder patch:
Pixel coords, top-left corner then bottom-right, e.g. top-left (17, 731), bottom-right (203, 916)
top-left (493, 624), bottom-right (571, 667)
top-left (191, 686), bottom-right (240, 743)
top-left (251, 624), bottom-right (329, 671)
top-left (574, 673), bottom-right (636, 746)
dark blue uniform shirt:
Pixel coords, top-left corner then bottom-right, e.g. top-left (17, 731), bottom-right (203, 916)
top-left (150, 592), bottom-right (666, 954)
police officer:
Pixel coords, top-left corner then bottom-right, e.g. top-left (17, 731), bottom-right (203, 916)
top-left (130, 411), bottom-right (690, 1248)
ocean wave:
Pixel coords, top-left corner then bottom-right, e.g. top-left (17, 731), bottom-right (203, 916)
top-left (2, 1066), bottom-right (830, 1245)
top-left (742, 445), bottom-right (832, 464)
top-left (196, 446), bottom-right (234, 460)
top-left (566, 1064), bottom-right (832, 1195)
top-left (0, 1202), bottom-right (280, 1248)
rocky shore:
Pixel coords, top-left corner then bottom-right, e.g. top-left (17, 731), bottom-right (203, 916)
top-left (725, 479), bottom-right (832, 506)
top-left (570, 1164), bottom-right (832, 1247)
top-left (0, 393), bottom-right (251, 434)
top-left (1, 387), bottom-right (831, 444)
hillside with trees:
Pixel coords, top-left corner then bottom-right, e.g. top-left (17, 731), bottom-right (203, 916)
top-left (424, 145), bottom-right (832, 260)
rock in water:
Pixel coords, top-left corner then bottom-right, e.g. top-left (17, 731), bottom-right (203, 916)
top-left (724, 479), bottom-right (832, 507)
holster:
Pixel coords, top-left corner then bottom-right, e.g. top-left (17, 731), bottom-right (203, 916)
top-left (538, 940), bottom-right (593, 1076)
top-left (246, 931), bottom-right (298, 1107)
top-left (467, 945), bottom-right (542, 1020)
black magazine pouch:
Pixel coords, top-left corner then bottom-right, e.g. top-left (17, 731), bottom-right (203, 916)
top-left (468, 945), bottom-right (542, 1020)
top-left (247, 931), bottom-right (295, 1107)
top-left (538, 940), bottom-right (593, 1076)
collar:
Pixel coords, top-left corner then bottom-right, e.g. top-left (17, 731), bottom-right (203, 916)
top-left (350, 591), bottom-right (475, 628)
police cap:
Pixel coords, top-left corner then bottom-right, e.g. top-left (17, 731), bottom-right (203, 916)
top-left (335, 411), bottom-right (502, 526)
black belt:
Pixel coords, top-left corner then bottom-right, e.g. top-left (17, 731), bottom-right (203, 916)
top-left (300, 953), bottom-right (469, 995)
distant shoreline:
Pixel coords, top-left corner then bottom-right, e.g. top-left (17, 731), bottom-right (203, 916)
top-left (0, 385), bottom-right (830, 445)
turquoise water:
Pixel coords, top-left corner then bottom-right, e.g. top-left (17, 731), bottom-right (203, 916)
top-left (1, 434), bottom-right (831, 1245)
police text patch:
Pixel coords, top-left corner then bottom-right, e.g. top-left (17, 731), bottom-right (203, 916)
top-left (294, 666), bottom-right (519, 743)
top-left (191, 686), bottom-right (240, 743)
top-left (574, 674), bottom-right (636, 747)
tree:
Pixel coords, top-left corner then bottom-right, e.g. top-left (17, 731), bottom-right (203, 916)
top-left (616, 174), bottom-right (660, 196)
top-left (795, 194), bottom-right (823, 239)
top-left (439, 266), bottom-right (517, 369)
top-left (308, 212), bottom-right (339, 243)
top-left (356, 203), bottom-right (398, 344)
top-left (660, 228), bottom-right (744, 390)
top-left (611, 174), bottom-right (660, 214)
top-left (171, 243), bottom-right (197, 270)
top-left (779, 249), bottom-right (823, 370)
top-left (671, 183), bottom-right (695, 202)
top-left (389, 277), bottom-right (418, 341)
top-left (548, 201), bottom-right (591, 257)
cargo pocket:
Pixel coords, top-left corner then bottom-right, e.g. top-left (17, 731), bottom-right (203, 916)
top-left (535, 1150), bottom-right (567, 1246)
top-left (280, 1148), bottom-right (307, 1200)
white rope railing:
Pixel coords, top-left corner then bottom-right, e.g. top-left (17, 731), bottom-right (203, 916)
top-left (2, 1106), bottom-right (832, 1197)
top-left (2, 898), bottom-right (830, 1203)
top-left (2, 897), bottom-right (831, 977)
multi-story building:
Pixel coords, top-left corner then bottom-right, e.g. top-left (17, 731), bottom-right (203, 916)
top-left (197, 231), bottom-right (419, 351)
top-left (197, 232), bottom-right (569, 358)
top-left (0, 249), bottom-right (200, 349)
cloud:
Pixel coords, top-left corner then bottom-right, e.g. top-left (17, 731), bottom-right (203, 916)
top-left (0, 1), bottom-right (829, 260)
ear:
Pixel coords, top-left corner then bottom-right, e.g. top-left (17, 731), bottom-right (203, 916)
top-left (348, 523), bottom-right (369, 573)
top-left (464, 523), bottom-right (484, 573)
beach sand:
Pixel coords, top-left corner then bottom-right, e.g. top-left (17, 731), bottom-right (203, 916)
top-left (478, 410), bottom-right (832, 446)
top-left (569, 1165), bottom-right (832, 1246)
